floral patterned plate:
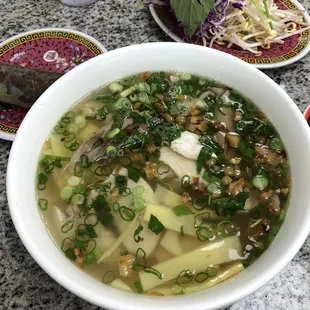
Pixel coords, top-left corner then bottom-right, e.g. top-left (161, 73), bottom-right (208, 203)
top-left (0, 28), bottom-right (107, 141)
top-left (150, 0), bottom-right (310, 69)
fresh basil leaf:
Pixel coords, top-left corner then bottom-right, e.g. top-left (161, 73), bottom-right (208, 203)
top-left (92, 195), bottom-right (113, 226)
top-left (172, 204), bottom-right (194, 216)
top-left (238, 140), bottom-right (255, 159)
top-left (128, 164), bottom-right (141, 182)
top-left (197, 147), bottom-right (212, 173)
top-left (202, 171), bottom-right (221, 183)
top-left (198, 135), bottom-right (223, 155)
top-left (171, 0), bottom-right (214, 37)
top-left (148, 214), bottom-right (165, 235)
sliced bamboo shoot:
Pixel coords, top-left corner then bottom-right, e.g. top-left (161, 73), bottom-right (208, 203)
top-left (78, 123), bottom-right (100, 142)
top-left (139, 236), bottom-right (242, 291)
top-left (110, 279), bottom-right (132, 292)
top-left (49, 134), bottom-right (72, 158)
top-left (151, 261), bottom-right (244, 296)
top-left (97, 214), bottom-right (139, 263)
top-left (155, 185), bottom-right (182, 207)
top-left (186, 261), bottom-right (244, 294)
top-left (160, 230), bottom-right (183, 256)
top-left (143, 203), bottom-right (209, 237)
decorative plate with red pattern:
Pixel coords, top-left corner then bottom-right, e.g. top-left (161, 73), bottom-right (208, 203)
top-left (150, 0), bottom-right (310, 69)
top-left (0, 28), bottom-right (106, 141)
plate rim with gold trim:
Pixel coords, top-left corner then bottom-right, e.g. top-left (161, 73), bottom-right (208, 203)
top-left (149, 0), bottom-right (310, 70)
top-left (0, 28), bottom-right (107, 142)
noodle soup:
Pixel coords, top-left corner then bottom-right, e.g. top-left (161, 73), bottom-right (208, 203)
top-left (36, 72), bottom-right (290, 296)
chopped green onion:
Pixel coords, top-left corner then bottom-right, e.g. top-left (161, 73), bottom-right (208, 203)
top-left (37, 173), bottom-right (48, 190)
top-left (134, 280), bottom-right (143, 293)
top-left (80, 154), bottom-right (92, 168)
top-left (69, 142), bottom-right (79, 151)
top-left (118, 156), bottom-right (132, 166)
top-left (180, 73), bottom-right (191, 80)
top-left (132, 185), bottom-right (145, 196)
top-left (38, 198), bottom-right (48, 211)
top-left (134, 224), bottom-right (144, 243)
top-left (148, 214), bottom-right (165, 235)
top-left (105, 128), bottom-right (120, 140)
top-left (132, 196), bottom-right (146, 211)
top-left (176, 270), bottom-right (194, 285)
top-left (64, 248), bottom-right (76, 261)
top-left (75, 224), bottom-right (90, 241)
top-left (112, 202), bottom-right (120, 212)
top-left (180, 225), bottom-right (184, 236)
top-left (109, 82), bottom-right (123, 93)
top-left (253, 174), bottom-right (269, 190)
top-left (120, 250), bottom-right (129, 256)
top-left (144, 266), bottom-right (163, 279)
top-left (192, 197), bottom-right (210, 211)
top-left (132, 263), bottom-right (141, 271)
top-left (105, 146), bottom-right (117, 157)
top-left (172, 205), bottom-right (194, 216)
top-left (84, 239), bottom-right (97, 255)
top-left (74, 115), bottom-right (86, 128)
top-left (61, 237), bottom-right (73, 252)
top-left (196, 226), bottom-right (215, 241)
top-left (172, 284), bottom-right (185, 295)
top-left (86, 225), bottom-right (97, 238)
top-left (206, 266), bottom-right (217, 277)
top-left (71, 193), bottom-right (85, 205)
top-left (61, 221), bottom-right (73, 233)
top-left (181, 175), bottom-right (191, 187)
top-left (194, 212), bottom-right (210, 228)
top-left (195, 272), bottom-right (209, 283)
top-left (119, 206), bottom-right (135, 221)
top-left (270, 137), bottom-right (284, 152)
top-left (85, 253), bottom-right (97, 265)
top-left (157, 164), bottom-right (170, 175)
top-left (60, 186), bottom-right (74, 201)
top-left (102, 271), bottom-right (115, 284)
top-left (120, 187), bottom-right (131, 196)
top-left (74, 162), bottom-right (83, 177)
top-left (65, 111), bottom-right (75, 119)
top-left (66, 123), bottom-right (78, 133)
top-left (115, 175), bottom-right (127, 188)
top-left (67, 176), bottom-right (82, 187)
top-left (93, 248), bottom-right (101, 256)
top-left (249, 219), bottom-right (262, 229)
top-left (207, 182), bottom-right (221, 194)
top-left (94, 165), bottom-right (112, 177)
top-left (75, 239), bottom-right (87, 249)
top-left (135, 248), bottom-right (147, 267)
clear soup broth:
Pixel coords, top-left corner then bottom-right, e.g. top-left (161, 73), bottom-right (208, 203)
top-left (37, 72), bottom-right (290, 296)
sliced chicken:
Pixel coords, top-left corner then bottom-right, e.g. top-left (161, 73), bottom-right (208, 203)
top-left (170, 131), bottom-right (203, 160)
top-left (159, 146), bottom-right (199, 180)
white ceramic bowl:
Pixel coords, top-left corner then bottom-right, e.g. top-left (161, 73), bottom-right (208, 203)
top-left (7, 43), bottom-right (310, 310)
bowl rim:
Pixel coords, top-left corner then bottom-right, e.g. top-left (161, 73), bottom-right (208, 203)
top-left (6, 42), bottom-right (310, 310)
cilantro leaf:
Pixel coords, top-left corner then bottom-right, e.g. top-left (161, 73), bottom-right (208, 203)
top-left (92, 195), bottom-right (113, 226)
top-left (128, 164), bottom-right (141, 183)
top-left (148, 214), bottom-right (165, 235)
top-left (172, 205), bottom-right (194, 216)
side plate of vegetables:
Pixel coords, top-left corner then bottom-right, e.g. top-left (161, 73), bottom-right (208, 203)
top-left (149, 0), bottom-right (310, 69)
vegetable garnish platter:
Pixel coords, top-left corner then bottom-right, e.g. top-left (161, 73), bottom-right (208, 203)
top-left (149, 0), bottom-right (310, 69)
top-left (0, 28), bottom-right (106, 141)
